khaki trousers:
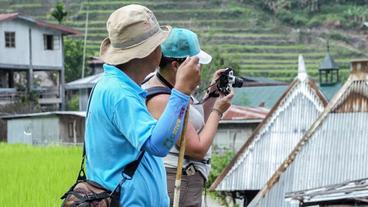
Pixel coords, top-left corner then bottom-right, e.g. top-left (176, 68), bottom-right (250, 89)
top-left (166, 167), bottom-right (205, 207)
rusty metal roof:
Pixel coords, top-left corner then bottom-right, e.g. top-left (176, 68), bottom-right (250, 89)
top-left (210, 55), bottom-right (328, 192)
top-left (222, 105), bottom-right (269, 121)
top-left (0, 13), bottom-right (80, 35)
top-left (0, 13), bottom-right (18, 21)
top-left (249, 59), bottom-right (368, 207)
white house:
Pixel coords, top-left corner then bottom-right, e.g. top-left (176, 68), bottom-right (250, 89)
top-left (0, 13), bottom-right (80, 109)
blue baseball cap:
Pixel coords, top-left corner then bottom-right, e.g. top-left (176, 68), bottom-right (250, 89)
top-left (161, 28), bottom-right (212, 64)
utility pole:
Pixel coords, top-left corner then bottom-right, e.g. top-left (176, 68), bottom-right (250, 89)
top-left (81, 0), bottom-right (89, 78)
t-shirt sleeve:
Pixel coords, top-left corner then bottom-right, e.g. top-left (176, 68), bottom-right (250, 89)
top-left (112, 95), bottom-right (156, 150)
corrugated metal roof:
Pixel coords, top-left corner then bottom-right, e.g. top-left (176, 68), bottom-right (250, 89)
top-left (65, 73), bottom-right (102, 90)
top-left (249, 59), bottom-right (368, 207)
top-left (233, 85), bottom-right (289, 108)
top-left (0, 13), bottom-right (80, 35)
top-left (285, 177), bottom-right (368, 205)
top-left (222, 105), bottom-right (269, 120)
top-left (1, 111), bottom-right (86, 119)
top-left (210, 55), bottom-right (328, 192)
top-left (233, 83), bottom-right (340, 108)
top-left (319, 83), bottom-right (342, 100)
top-left (242, 77), bottom-right (288, 87)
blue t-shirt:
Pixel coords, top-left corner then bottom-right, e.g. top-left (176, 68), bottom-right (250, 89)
top-left (86, 64), bottom-right (169, 206)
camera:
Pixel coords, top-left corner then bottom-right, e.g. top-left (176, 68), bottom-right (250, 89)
top-left (217, 68), bottom-right (243, 95)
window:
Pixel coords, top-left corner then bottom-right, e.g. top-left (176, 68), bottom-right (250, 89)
top-left (44, 34), bottom-right (54, 50)
top-left (5, 32), bottom-right (15, 48)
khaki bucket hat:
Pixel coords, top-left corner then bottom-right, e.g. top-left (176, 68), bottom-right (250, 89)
top-left (100, 4), bottom-right (171, 65)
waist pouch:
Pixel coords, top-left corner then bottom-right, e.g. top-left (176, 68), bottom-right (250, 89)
top-left (61, 180), bottom-right (120, 207)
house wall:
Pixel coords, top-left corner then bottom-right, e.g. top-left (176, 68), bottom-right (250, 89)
top-left (0, 19), bottom-right (63, 69)
top-left (0, 20), bottom-right (30, 66)
top-left (31, 26), bottom-right (62, 68)
top-left (213, 123), bottom-right (259, 153)
top-left (79, 88), bottom-right (89, 111)
top-left (7, 116), bottom-right (59, 144)
top-left (59, 115), bottom-right (85, 144)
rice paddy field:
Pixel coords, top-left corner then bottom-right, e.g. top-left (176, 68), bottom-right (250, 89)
top-left (0, 143), bottom-right (81, 206)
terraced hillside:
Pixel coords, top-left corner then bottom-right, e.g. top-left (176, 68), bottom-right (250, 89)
top-left (1, 0), bottom-right (367, 82)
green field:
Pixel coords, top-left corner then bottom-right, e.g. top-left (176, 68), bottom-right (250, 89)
top-left (0, 143), bottom-right (81, 206)
top-left (0, 143), bottom-right (233, 206)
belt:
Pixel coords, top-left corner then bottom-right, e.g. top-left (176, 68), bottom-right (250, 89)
top-left (182, 163), bottom-right (198, 176)
top-left (169, 152), bottom-right (211, 165)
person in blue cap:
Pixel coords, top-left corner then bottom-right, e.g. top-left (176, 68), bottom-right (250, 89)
top-left (143, 28), bottom-right (234, 207)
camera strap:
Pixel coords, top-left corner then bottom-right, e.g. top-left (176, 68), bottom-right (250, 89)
top-left (156, 72), bottom-right (174, 89)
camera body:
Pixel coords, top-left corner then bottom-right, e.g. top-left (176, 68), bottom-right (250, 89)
top-left (217, 68), bottom-right (243, 95)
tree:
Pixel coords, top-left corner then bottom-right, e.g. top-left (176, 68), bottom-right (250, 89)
top-left (50, 2), bottom-right (68, 24)
top-left (64, 38), bottom-right (91, 82)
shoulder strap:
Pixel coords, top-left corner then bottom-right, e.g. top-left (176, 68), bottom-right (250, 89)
top-left (145, 86), bottom-right (172, 102)
top-left (77, 85), bottom-right (97, 181)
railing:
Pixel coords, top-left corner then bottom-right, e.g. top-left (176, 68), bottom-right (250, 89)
top-left (0, 88), bottom-right (22, 103)
top-left (0, 87), bottom-right (61, 105)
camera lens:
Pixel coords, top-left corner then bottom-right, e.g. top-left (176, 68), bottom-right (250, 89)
top-left (233, 77), bottom-right (243, 88)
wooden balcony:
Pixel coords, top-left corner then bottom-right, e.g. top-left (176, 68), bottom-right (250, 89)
top-left (0, 87), bottom-right (61, 105)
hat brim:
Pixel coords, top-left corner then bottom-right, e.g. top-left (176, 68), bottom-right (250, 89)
top-left (100, 25), bottom-right (171, 65)
top-left (195, 50), bottom-right (212, 65)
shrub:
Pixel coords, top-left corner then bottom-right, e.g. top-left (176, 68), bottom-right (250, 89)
top-left (329, 32), bottom-right (352, 43)
top-left (205, 151), bottom-right (235, 204)
top-left (66, 94), bottom-right (79, 111)
top-left (207, 151), bottom-right (235, 188)
top-left (306, 16), bottom-right (324, 27)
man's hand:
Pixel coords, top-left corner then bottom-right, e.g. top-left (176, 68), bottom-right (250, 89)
top-left (174, 57), bottom-right (200, 95)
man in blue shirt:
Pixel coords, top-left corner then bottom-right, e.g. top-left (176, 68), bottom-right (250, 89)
top-left (85, 5), bottom-right (201, 206)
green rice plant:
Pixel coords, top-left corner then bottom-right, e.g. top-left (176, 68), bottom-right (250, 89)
top-left (10, 3), bottom-right (42, 8)
top-left (204, 44), bottom-right (310, 50)
top-left (224, 52), bottom-right (327, 58)
top-left (83, 1), bottom-right (216, 10)
top-left (0, 143), bottom-right (81, 206)
top-left (202, 33), bottom-right (285, 38)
